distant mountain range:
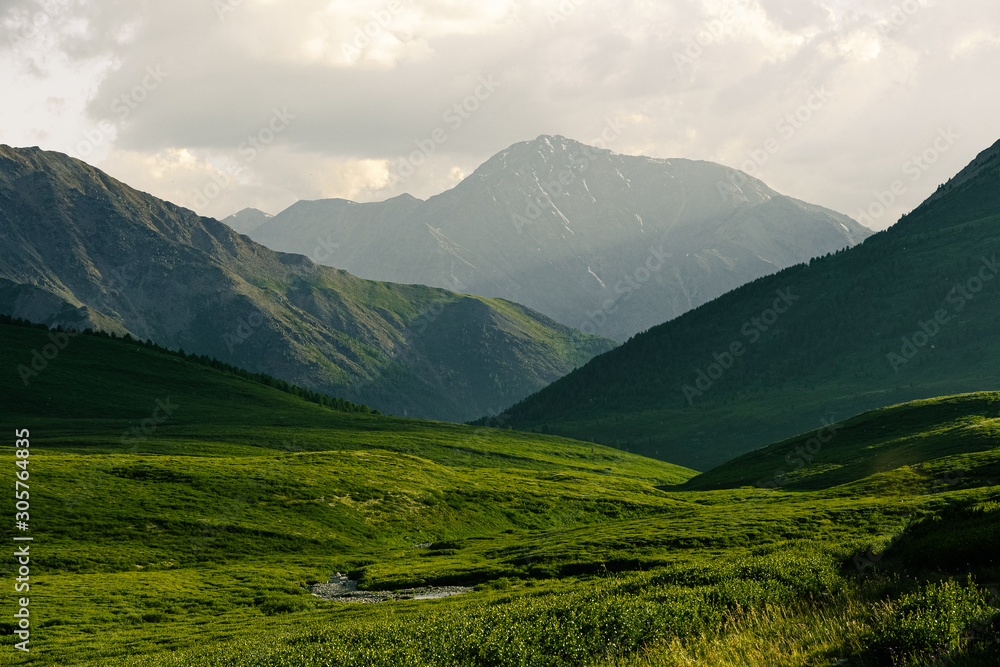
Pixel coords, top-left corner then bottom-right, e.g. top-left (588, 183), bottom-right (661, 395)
top-left (0, 145), bottom-right (614, 422)
top-left (493, 138), bottom-right (1000, 470)
top-left (229, 135), bottom-right (871, 342)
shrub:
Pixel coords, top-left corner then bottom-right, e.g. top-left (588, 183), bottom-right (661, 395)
top-left (258, 595), bottom-right (315, 616)
top-left (866, 577), bottom-right (998, 665)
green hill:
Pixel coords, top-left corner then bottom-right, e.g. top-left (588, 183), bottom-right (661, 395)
top-left (0, 320), bottom-right (693, 663)
top-left (3, 319), bottom-right (1000, 666)
top-left (683, 392), bottom-right (1000, 491)
top-left (492, 137), bottom-right (1000, 470)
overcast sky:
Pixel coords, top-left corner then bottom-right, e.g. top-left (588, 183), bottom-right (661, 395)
top-left (2, 0), bottom-right (998, 229)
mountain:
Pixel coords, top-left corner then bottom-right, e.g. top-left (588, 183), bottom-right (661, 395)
top-left (245, 135), bottom-right (872, 342)
top-left (492, 137), bottom-right (1000, 470)
top-left (222, 207), bottom-right (273, 235)
top-left (0, 144), bottom-right (614, 422)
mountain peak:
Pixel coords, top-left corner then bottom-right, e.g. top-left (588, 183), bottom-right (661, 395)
top-left (230, 207), bottom-right (273, 218)
top-left (526, 134), bottom-right (601, 155)
top-left (0, 144), bottom-right (42, 156)
top-left (389, 192), bottom-right (421, 201)
top-left (221, 207), bottom-right (274, 235)
top-left (529, 134), bottom-right (575, 149)
top-left (470, 135), bottom-right (612, 182)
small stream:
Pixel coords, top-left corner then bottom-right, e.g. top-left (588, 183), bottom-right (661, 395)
top-left (309, 573), bottom-right (473, 603)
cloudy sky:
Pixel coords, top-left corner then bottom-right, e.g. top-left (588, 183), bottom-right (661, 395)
top-left (2, 0), bottom-right (997, 229)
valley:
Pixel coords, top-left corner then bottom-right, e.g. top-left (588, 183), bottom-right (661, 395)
top-left (2, 319), bottom-right (999, 666)
top-left (5, 1), bottom-right (999, 664)
top-left (1, 118), bottom-right (999, 667)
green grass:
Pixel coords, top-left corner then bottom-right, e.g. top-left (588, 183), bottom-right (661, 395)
top-left (683, 392), bottom-right (1000, 491)
top-left (3, 323), bottom-right (1000, 666)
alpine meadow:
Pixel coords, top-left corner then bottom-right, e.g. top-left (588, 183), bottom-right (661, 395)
top-left (3, 1), bottom-right (1000, 666)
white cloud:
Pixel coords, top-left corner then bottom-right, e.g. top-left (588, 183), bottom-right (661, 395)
top-left (951, 30), bottom-right (1000, 59)
top-left (216, 0), bottom-right (520, 69)
top-left (836, 29), bottom-right (881, 62)
top-left (97, 146), bottom-right (395, 218)
top-left (1, 0), bottom-right (998, 229)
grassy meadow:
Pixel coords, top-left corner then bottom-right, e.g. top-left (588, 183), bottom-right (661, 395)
top-left (1, 321), bottom-right (999, 666)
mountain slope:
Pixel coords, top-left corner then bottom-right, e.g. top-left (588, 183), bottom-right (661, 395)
top-left (0, 144), bottom-right (614, 422)
top-left (493, 137), bottom-right (1000, 470)
top-left (246, 135), bottom-right (871, 341)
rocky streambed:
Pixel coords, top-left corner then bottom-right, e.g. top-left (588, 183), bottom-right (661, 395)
top-left (309, 572), bottom-right (473, 604)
